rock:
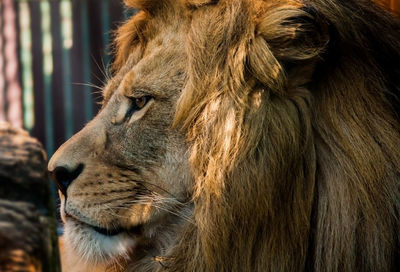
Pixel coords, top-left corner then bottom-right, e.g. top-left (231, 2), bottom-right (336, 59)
top-left (0, 122), bottom-right (60, 272)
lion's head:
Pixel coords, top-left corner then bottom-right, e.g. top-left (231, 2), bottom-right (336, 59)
top-left (49, 0), bottom-right (400, 271)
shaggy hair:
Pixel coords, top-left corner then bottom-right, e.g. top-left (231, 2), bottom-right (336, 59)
top-left (114, 0), bottom-right (400, 271)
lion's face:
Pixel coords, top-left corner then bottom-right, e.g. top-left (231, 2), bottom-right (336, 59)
top-left (48, 20), bottom-right (191, 268)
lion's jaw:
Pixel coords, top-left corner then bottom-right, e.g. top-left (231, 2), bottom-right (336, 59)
top-left (48, 22), bottom-right (192, 270)
top-left (59, 197), bottom-right (137, 269)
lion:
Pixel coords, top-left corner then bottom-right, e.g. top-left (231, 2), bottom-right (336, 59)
top-left (48, 0), bottom-right (400, 271)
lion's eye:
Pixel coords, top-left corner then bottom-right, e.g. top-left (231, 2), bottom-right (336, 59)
top-left (135, 97), bottom-right (148, 108)
top-left (125, 96), bottom-right (153, 119)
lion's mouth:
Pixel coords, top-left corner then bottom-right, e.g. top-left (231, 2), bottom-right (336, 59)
top-left (65, 212), bottom-right (142, 237)
top-left (92, 225), bottom-right (125, 237)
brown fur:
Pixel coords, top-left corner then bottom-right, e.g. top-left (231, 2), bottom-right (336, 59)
top-left (51, 0), bottom-right (400, 271)
top-left (115, 0), bottom-right (400, 271)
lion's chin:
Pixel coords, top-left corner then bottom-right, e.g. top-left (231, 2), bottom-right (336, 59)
top-left (62, 216), bottom-right (137, 269)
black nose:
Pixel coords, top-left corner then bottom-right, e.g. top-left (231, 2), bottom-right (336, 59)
top-left (49, 164), bottom-right (84, 196)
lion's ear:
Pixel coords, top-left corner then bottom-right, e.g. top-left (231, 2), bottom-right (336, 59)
top-left (258, 5), bottom-right (329, 61)
top-left (249, 4), bottom-right (329, 89)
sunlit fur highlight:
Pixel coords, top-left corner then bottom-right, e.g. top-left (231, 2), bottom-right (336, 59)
top-left (111, 0), bottom-right (400, 271)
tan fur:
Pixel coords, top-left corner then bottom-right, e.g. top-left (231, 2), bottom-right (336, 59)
top-left (49, 0), bottom-right (400, 271)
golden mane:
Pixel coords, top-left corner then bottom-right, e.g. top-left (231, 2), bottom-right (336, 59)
top-left (114, 0), bottom-right (400, 271)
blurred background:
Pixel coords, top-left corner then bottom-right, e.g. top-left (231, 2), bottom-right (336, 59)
top-left (0, 0), bottom-right (399, 158)
top-left (0, 0), bottom-right (135, 158)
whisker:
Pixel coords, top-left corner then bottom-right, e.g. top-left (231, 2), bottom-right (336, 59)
top-left (125, 197), bottom-right (194, 224)
top-left (131, 180), bottom-right (188, 203)
top-left (91, 54), bottom-right (111, 84)
top-left (72, 82), bottom-right (104, 92)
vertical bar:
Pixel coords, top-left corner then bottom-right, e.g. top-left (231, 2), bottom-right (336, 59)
top-left (4, 0), bottom-right (23, 128)
top-left (80, 0), bottom-right (93, 122)
top-left (29, 1), bottom-right (45, 146)
top-left (18, 1), bottom-right (34, 131)
top-left (70, 0), bottom-right (86, 133)
top-left (40, 0), bottom-right (54, 156)
top-left (60, 0), bottom-right (73, 138)
top-left (88, 0), bottom-right (103, 114)
top-left (0, 1), bottom-right (6, 122)
top-left (50, 0), bottom-right (65, 148)
top-left (101, 0), bottom-right (111, 67)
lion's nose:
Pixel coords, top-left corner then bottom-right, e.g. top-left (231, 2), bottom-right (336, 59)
top-left (49, 164), bottom-right (84, 196)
